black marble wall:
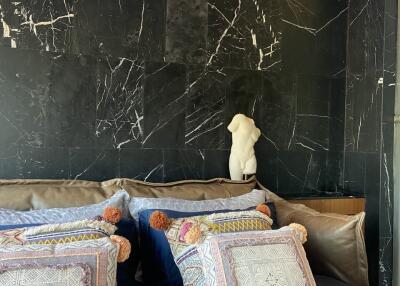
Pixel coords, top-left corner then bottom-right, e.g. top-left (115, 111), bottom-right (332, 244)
top-left (0, 0), bottom-right (395, 284)
top-left (0, 0), bottom-right (349, 191)
top-left (345, 0), bottom-right (397, 285)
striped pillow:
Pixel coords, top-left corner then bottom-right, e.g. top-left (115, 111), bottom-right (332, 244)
top-left (0, 220), bottom-right (116, 246)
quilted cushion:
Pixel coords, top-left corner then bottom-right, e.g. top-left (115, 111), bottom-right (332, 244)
top-left (197, 228), bottom-right (316, 286)
top-left (0, 237), bottom-right (119, 286)
top-left (0, 264), bottom-right (91, 286)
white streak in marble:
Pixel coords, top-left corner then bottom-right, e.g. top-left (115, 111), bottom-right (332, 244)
top-left (21, 14), bottom-right (75, 35)
top-left (138, 0), bottom-right (145, 43)
top-left (96, 56), bottom-right (144, 148)
top-left (302, 153), bottom-right (313, 190)
top-left (297, 114), bottom-right (329, 118)
top-left (379, 238), bottom-right (391, 273)
top-left (282, 7), bottom-right (348, 36)
top-left (199, 150), bottom-right (205, 160)
top-left (295, 142), bottom-right (316, 152)
top-left (144, 163), bottom-right (163, 181)
top-left (261, 133), bottom-right (279, 151)
top-left (356, 116), bottom-right (362, 150)
top-left (0, 110), bottom-right (25, 138)
top-left (185, 110), bottom-right (224, 144)
top-left (185, 122), bottom-right (224, 145)
top-left (206, 0), bottom-right (242, 68)
top-left (1, 19), bottom-right (10, 37)
top-left (383, 153), bottom-right (392, 234)
top-left (278, 159), bottom-right (304, 183)
top-left (263, 59), bottom-right (281, 70)
top-left (288, 119), bottom-right (296, 149)
top-left (298, 136), bottom-right (328, 151)
top-left (251, 29), bottom-right (257, 48)
top-left (73, 152), bottom-right (104, 180)
top-left (349, 0), bottom-right (370, 26)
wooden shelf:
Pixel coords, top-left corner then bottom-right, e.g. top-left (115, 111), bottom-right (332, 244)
top-left (287, 197), bottom-right (366, 215)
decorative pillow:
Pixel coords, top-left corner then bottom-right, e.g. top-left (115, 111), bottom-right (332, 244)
top-left (271, 192), bottom-right (368, 286)
top-left (0, 263), bottom-right (91, 286)
top-left (139, 205), bottom-right (276, 286)
top-left (129, 189), bottom-right (267, 220)
top-left (159, 210), bottom-right (273, 286)
top-left (0, 218), bottom-right (136, 286)
top-left (0, 219), bottom-right (117, 246)
top-left (0, 190), bottom-right (130, 225)
top-left (165, 210), bottom-right (273, 256)
top-left (0, 237), bottom-right (119, 286)
top-left (197, 228), bottom-right (316, 286)
top-left (23, 220), bottom-right (117, 245)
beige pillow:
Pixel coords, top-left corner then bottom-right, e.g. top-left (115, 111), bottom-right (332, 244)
top-left (103, 177), bottom-right (257, 200)
top-left (0, 177), bottom-right (257, 210)
top-left (268, 191), bottom-right (368, 286)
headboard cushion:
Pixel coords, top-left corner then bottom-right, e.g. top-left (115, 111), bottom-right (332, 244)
top-left (0, 177), bottom-right (257, 210)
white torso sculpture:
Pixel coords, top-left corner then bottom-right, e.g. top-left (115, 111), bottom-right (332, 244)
top-left (228, 114), bottom-right (261, 180)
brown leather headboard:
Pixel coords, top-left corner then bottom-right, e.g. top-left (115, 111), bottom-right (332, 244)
top-left (0, 176), bottom-right (258, 210)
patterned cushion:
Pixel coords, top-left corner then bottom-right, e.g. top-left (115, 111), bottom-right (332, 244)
top-left (0, 190), bottom-right (129, 225)
top-left (129, 189), bottom-right (267, 220)
top-left (165, 210), bottom-right (273, 286)
top-left (0, 228), bottom-right (25, 246)
top-left (197, 228), bottom-right (316, 286)
top-left (24, 220), bottom-right (117, 245)
top-left (0, 237), bottom-right (119, 286)
top-left (0, 220), bottom-right (116, 246)
top-left (0, 263), bottom-right (91, 286)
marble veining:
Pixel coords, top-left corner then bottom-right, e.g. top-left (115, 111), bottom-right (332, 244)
top-left (0, 0), bottom-right (396, 284)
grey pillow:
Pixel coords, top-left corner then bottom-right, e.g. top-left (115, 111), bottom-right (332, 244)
top-left (0, 190), bottom-right (130, 225)
top-left (128, 189), bottom-right (268, 220)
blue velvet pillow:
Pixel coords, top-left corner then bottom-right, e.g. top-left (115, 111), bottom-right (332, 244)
top-left (139, 203), bottom-right (277, 286)
top-left (114, 219), bottom-right (139, 286)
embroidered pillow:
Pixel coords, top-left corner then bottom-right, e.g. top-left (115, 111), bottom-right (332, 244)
top-left (0, 220), bottom-right (117, 246)
top-left (0, 190), bottom-right (130, 225)
top-left (198, 228), bottom-right (316, 286)
top-left (0, 237), bottom-right (119, 286)
top-left (0, 219), bottom-right (136, 286)
top-left (0, 264), bottom-right (91, 286)
top-left (163, 210), bottom-right (273, 286)
top-left (23, 219), bottom-right (117, 245)
top-left (166, 210), bottom-right (273, 256)
top-left (129, 189), bottom-right (267, 220)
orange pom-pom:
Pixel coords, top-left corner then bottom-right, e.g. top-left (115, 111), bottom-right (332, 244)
top-left (149, 211), bottom-right (171, 230)
top-left (110, 235), bottom-right (131, 263)
top-left (289, 223), bottom-right (308, 244)
top-left (184, 224), bottom-right (202, 244)
top-left (256, 204), bottom-right (271, 217)
top-left (102, 207), bottom-right (122, 224)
